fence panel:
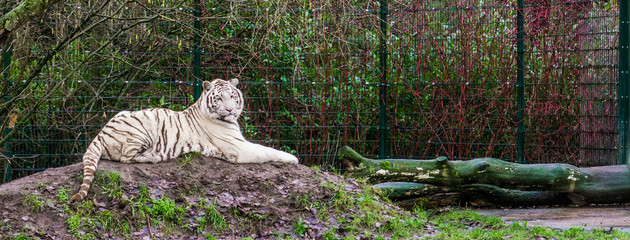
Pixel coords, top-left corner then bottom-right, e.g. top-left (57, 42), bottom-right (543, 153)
top-left (522, 1), bottom-right (618, 165)
top-left (388, 1), bottom-right (519, 161)
top-left (387, 0), bottom-right (619, 165)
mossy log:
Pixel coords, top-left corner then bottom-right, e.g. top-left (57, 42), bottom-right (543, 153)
top-left (339, 146), bottom-right (630, 205)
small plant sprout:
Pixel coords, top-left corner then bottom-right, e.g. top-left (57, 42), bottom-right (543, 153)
top-left (95, 170), bottom-right (121, 190)
top-left (178, 151), bottom-right (201, 168)
top-left (23, 193), bottom-right (44, 214)
top-left (292, 218), bottom-right (308, 237)
top-left (198, 198), bottom-right (226, 231)
top-left (57, 188), bottom-right (69, 202)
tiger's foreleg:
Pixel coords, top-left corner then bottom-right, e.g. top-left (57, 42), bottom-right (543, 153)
top-left (233, 142), bottom-right (298, 164)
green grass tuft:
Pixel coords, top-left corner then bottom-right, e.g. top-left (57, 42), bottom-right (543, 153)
top-left (22, 193), bottom-right (44, 214)
top-left (380, 161), bottom-right (391, 170)
top-left (178, 152), bottom-right (201, 167)
top-left (95, 170), bottom-right (121, 190)
top-left (292, 218), bottom-right (308, 236)
top-left (13, 233), bottom-right (33, 240)
top-left (66, 213), bottom-right (82, 233)
top-left (149, 196), bottom-right (185, 222)
top-left (198, 198), bottom-right (226, 231)
top-left (57, 188), bottom-right (69, 202)
top-left (95, 170), bottom-right (123, 199)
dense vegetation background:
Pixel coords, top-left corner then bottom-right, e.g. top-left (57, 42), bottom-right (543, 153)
top-left (0, 0), bottom-right (620, 182)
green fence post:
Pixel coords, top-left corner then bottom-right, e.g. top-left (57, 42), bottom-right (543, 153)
top-left (192, 0), bottom-right (202, 101)
top-left (619, 1), bottom-right (630, 166)
top-left (378, 0), bottom-right (389, 159)
top-left (2, 43), bottom-right (13, 183)
top-left (516, 0), bottom-right (525, 164)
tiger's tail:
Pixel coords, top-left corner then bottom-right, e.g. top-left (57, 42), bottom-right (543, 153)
top-left (71, 138), bottom-right (104, 201)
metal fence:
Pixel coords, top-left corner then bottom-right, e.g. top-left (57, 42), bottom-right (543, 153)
top-left (0, 0), bottom-right (623, 182)
top-left (387, 0), bottom-right (620, 165)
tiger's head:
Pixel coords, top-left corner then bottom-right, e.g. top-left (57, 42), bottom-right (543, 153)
top-left (200, 78), bottom-right (243, 123)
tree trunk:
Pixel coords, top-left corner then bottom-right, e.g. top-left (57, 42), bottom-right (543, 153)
top-left (339, 146), bottom-right (630, 205)
top-left (0, 0), bottom-right (63, 43)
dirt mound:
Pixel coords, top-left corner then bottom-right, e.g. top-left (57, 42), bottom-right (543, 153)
top-left (0, 156), bottom-right (425, 239)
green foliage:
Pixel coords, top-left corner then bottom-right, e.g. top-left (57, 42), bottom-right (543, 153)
top-left (47, 183), bottom-right (228, 238)
top-left (56, 188), bottom-right (69, 202)
top-left (197, 198), bottom-right (226, 231)
top-left (431, 210), bottom-right (504, 232)
top-left (178, 151), bottom-right (201, 168)
top-left (204, 234), bottom-right (217, 240)
top-left (95, 210), bottom-right (114, 230)
top-left (292, 218), bottom-right (308, 236)
top-left (95, 170), bottom-right (123, 199)
top-left (78, 200), bottom-right (95, 214)
top-left (321, 228), bottom-right (338, 240)
top-left (310, 180), bottom-right (626, 239)
top-left (316, 180), bottom-right (428, 238)
top-left (95, 170), bottom-right (121, 189)
top-left (138, 183), bottom-right (150, 200)
top-left (35, 183), bottom-right (47, 191)
top-left (22, 193), bottom-right (44, 214)
top-left (424, 209), bottom-right (630, 240)
top-left (328, 183), bottom-right (354, 212)
top-left (149, 196), bottom-right (185, 222)
top-left (66, 213), bottom-right (82, 233)
top-left (13, 233), bottom-right (32, 240)
top-left (379, 161), bottom-right (390, 170)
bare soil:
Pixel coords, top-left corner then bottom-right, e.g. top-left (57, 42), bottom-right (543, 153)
top-left (0, 156), bottom-right (412, 239)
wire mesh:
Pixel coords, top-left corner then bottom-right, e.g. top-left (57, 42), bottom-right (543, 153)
top-left (0, 0), bottom-right (622, 182)
top-left (387, 0), bottom-right (619, 165)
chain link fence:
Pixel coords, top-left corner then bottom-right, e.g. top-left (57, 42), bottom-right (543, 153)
top-left (0, 0), bottom-right (622, 182)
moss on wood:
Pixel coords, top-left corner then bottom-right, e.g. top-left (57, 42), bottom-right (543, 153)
top-left (340, 146), bottom-right (630, 205)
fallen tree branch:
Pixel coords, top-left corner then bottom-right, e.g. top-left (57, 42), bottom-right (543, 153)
top-left (339, 146), bottom-right (630, 205)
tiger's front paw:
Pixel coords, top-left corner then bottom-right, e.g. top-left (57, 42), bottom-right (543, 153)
top-left (278, 152), bottom-right (299, 164)
top-left (225, 153), bottom-right (239, 163)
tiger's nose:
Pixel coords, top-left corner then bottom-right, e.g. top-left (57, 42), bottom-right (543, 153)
top-left (225, 106), bottom-right (233, 112)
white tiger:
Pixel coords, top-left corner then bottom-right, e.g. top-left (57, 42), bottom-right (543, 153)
top-left (71, 78), bottom-right (298, 201)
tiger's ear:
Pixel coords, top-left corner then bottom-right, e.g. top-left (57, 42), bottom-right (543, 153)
top-left (202, 81), bottom-right (212, 91)
top-left (229, 78), bottom-right (239, 86)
